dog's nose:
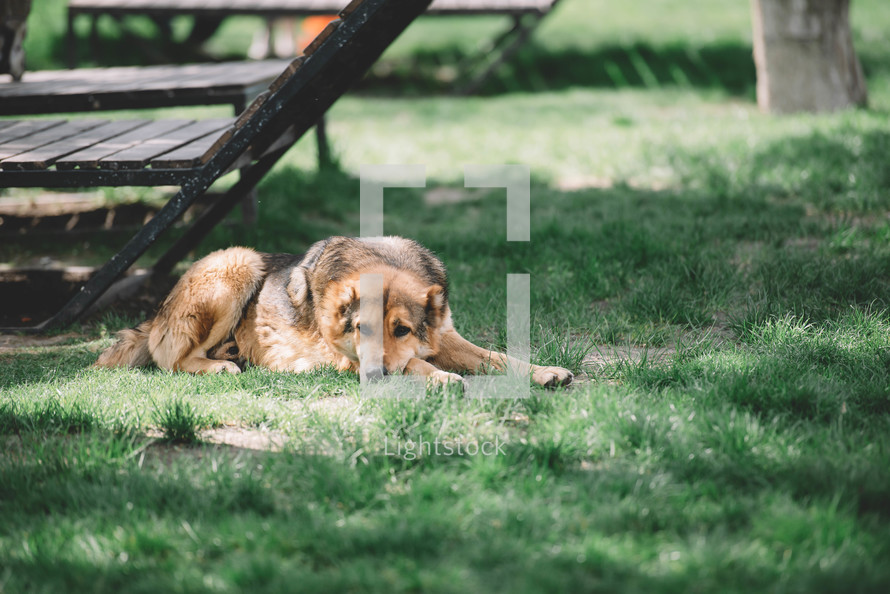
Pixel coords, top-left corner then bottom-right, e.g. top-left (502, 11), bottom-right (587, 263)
top-left (363, 366), bottom-right (388, 382)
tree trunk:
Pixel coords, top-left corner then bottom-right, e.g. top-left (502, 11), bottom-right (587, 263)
top-left (750, 0), bottom-right (867, 113)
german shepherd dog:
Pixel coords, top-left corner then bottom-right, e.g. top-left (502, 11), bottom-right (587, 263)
top-left (96, 236), bottom-right (573, 389)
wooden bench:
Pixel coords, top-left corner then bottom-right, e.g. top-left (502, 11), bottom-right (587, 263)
top-left (0, 0), bottom-right (433, 333)
top-left (0, 59), bottom-right (288, 114)
top-left (67, 0), bottom-right (560, 94)
top-left (0, 59), bottom-right (323, 221)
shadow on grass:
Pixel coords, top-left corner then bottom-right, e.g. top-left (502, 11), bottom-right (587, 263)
top-left (9, 117), bottom-right (890, 346)
top-left (670, 125), bottom-right (890, 210)
top-left (3, 420), bottom-right (885, 593)
top-left (359, 41), bottom-right (758, 97)
top-left (3, 366), bottom-right (890, 592)
top-left (345, 42), bottom-right (883, 98)
top-left (3, 121), bottom-right (890, 374)
top-left (0, 350), bottom-right (94, 391)
top-left (59, 20), bottom-right (758, 97)
top-left (496, 409), bottom-right (890, 526)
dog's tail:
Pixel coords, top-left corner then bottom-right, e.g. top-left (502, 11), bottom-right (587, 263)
top-left (95, 320), bottom-right (154, 368)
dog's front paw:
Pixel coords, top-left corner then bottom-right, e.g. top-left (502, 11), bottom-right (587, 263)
top-left (428, 369), bottom-right (467, 391)
top-left (207, 360), bottom-right (242, 375)
top-left (532, 366), bottom-right (573, 388)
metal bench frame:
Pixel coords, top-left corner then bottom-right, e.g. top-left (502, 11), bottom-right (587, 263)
top-left (0, 0), bottom-right (432, 333)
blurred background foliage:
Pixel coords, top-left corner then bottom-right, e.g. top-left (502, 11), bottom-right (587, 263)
top-left (23, 0), bottom-right (889, 99)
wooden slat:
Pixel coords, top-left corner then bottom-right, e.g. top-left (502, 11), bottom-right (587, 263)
top-left (99, 61), bottom-right (271, 93)
top-left (0, 120), bottom-right (152, 170)
top-left (99, 119), bottom-right (233, 169)
top-left (267, 58), bottom-right (305, 94)
top-left (0, 60), bottom-right (288, 115)
top-left (234, 91), bottom-right (270, 128)
top-left (339, 0), bottom-right (366, 18)
top-left (56, 119), bottom-right (182, 169)
top-left (0, 120), bottom-right (68, 146)
top-left (0, 120), bottom-right (22, 133)
top-left (0, 121), bottom-right (107, 162)
top-left (150, 125), bottom-right (235, 169)
top-left (303, 19), bottom-right (342, 56)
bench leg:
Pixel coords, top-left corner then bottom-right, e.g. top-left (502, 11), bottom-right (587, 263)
top-left (455, 13), bottom-right (547, 96)
top-left (0, 192), bottom-right (201, 333)
top-left (248, 18), bottom-right (276, 60)
top-left (316, 116), bottom-right (333, 170)
top-left (232, 99), bottom-right (259, 224)
top-left (106, 13), bottom-right (171, 63)
top-left (89, 15), bottom-right (102, 65)
top-left (240, 188), bottom-right (259, 224)
top-left (1, 147), bottom-right (288, 334)
top-left (66, 11), bottom-right (78, 68)
top-left (153, 146), bottom-right (290, 277)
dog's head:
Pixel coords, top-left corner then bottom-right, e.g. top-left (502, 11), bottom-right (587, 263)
top-left (320, 267), bottom-right (449, 377)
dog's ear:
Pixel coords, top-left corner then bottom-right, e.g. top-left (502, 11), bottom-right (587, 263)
top-left (423, 285), bottom-right (446, 322)
top-left (336, 280), bottom-right (359, 315)
top-left (287, 267), bottom-right (310, 305)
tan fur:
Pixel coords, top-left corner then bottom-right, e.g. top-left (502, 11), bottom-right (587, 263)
top-left (94, 320), bottom-right (153, 368)
top-left (95, 236), bottom-right (573, 389)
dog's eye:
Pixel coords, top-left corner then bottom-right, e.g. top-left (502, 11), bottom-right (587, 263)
top-left (393, 325), bottom-right (411, 338)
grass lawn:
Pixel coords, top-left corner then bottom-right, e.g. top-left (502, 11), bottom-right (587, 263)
top-left (3, 0), bottom-right (890, 592)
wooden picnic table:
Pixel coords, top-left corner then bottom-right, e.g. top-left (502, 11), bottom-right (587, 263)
top-left (0, 58), bottom-right (299, 222)
top-left (1, 0), bottom-right (435, 333)
top-left (67, 0), bottom-right (560, 93)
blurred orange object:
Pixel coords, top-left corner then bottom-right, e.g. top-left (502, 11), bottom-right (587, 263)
top-left (298, 15), bottom-right (337, 51)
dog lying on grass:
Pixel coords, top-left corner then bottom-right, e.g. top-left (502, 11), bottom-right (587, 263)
top-left (96, 236), bottom-right (573, 389)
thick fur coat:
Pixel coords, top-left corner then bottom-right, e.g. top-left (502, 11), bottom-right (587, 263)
top-left (96, 236), bottom-right (573, 388)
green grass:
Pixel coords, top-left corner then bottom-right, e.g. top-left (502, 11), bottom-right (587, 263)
top-left (153, 397), bottom-right (210, 444)
top-left (4, 0), bottom-right (890, 591)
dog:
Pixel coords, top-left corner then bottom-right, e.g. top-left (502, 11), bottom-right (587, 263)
top-left (96, 236), bottom-right (573, 389)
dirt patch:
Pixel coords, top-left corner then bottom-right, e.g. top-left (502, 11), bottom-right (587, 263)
top-left (423, 187), bottom-right (486, 206)
top-left (572, 345), bottom-right (678, 384)
top-left (0, 332), bottom-right (88, 353)
top-left (201, 426), bottom-right (288, 451)
top-left (142, 425), bottom-right (286, 452)
top-left (584, 345), bottom-right (677, 373)
top-left (304, 395), bottom-right (362, 415)
top-left (783, 237), bottom-right (822, 251)
top-left (555, 175), bottom-right (614, 191)
top-left (143, 398), bottom-right (370, 456)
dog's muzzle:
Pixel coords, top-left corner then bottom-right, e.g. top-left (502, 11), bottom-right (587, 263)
top-left (362, 366), bottom-right (388, 382)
